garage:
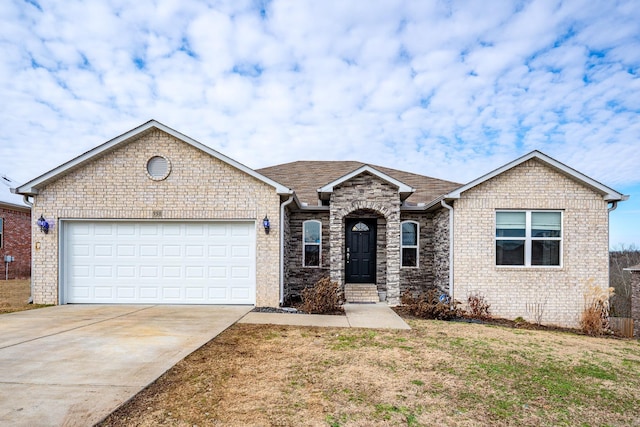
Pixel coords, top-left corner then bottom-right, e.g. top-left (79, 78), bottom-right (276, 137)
top-left (61, 221), bottom-right (256, 304)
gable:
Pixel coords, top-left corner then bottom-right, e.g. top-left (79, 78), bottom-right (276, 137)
top-left (257, 161), bottom-right (461, 207)
top-left (16, 120), bottom-right (291, 196)
top-left (445, 150), bottom-right (626, 203)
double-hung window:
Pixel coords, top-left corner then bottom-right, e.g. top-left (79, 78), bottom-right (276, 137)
top-left (496, 211), bottom-right (562, 267)
top-left (401, 221), bottom-right (419, 267)
top-left (303, 220), bottom-right (321, 267)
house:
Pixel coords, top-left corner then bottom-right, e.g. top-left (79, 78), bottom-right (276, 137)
top-left (14, 120), bottom-right (628, 328)
top-left (1, 173), bottom-right (31, 279)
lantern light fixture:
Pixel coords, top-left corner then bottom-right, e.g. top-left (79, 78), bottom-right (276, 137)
top-left (263, 215), bottom-right (270, 234)
top-left (37, 215), bottom-right (50, 234)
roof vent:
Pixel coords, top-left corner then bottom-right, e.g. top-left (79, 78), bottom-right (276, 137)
top-left (146, 156), bottom-right (171, 181)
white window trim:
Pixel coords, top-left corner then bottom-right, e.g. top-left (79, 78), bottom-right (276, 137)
top-left (302, 220), bottom-right (322, 268)
top-left (0, 217), bottom-right (3, 249)
top-left (401, 220), bottom-right (419, 268)
top-left (495, 210), bottom-right (563, 268)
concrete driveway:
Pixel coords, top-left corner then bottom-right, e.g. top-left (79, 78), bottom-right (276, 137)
top-left (0, 304), bottom-right (252, 427)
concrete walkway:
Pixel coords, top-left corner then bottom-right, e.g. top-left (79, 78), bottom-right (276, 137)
top-left (239, 302), bottom-right (411, 330)
top-left (0, 305), bottom-right (252, 427)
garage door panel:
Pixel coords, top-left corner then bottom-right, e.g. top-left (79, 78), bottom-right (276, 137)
top-left (64, 221), bottom-right (256, 304)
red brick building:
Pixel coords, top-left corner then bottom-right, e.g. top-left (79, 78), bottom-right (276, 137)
top-left (1, 174), bottom-right (31, 279)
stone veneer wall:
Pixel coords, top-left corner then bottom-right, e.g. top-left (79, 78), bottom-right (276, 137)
top-left (31, 129), bottom-right (282, 306)
top-left (329, 172), bottom-right (401, 305)
top-left (283, 210), bottom-right (330, 301)
top-left (432, 207), bottom-right (450, 295)
top-left (453, 159), bottom-right (611, 328)
top-left (631, 269), bottom-right (640, 338)
top-left (399, 212), bottom-right (436, 296)
top-left (0, 206), bottom-right (31, 279)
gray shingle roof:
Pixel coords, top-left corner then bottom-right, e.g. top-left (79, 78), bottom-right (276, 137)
top-left (0, 173), bottom-right (29, 208)
top-left (257, 161), bottom-right (461, 206)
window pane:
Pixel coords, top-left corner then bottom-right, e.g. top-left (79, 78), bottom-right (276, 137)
top-left (352, 222), bottom-right (370, 232)
top-left (531, 212), bottom-right (561, 237)
top-left (304, 245), bottom-right (320, 267)
top-left (496, 212), bottom-right (525, 237)
top-left (531, 240), bottom-right (560, 266)
top-left (496, 240), bottom-right (525, 265)
top-left (303, 221), bottom-right (321, 243)
top-left (402, 222), bottom-right (417, 246)
top-left (402, 248), bottom-right (417, 267)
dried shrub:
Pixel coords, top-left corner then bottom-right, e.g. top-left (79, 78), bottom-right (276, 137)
top-left (581, 279), bottom-right (614, 336)
top-left (466, 292), bottom-right (491, 319)
top-left (300, 277), bottom-right (344, 314)
top-left (400, 289), bottom-right (458, 320)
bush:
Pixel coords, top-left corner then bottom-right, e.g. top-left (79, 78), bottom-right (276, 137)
top-left (581, 279), bottom-right (614, 336)
top-left (400, 289), bottom-right (458, 320)
top-left (466, 292), bottom-right (491, 319)
top-left (300, 277), bottom-right (344, 314)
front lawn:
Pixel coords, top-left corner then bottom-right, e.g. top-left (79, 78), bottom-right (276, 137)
top-left (99, 319), bottom-right (640, 426)
top-left (0, 279), bottom-right (48, 313)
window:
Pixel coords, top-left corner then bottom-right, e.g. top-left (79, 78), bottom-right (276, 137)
top-left (496, 211), bottom-right (562, 267)
top-left (401, 221), bottom-right (419, 267)
top-left (303, 220), bottom-right (321, 267)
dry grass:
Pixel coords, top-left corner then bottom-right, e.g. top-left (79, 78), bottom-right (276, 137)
top-left (99, 319), bottom-right (640, 427)
top-left (0, 279), bottom-right (48, 313)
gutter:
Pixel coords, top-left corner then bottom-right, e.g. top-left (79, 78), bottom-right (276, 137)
top-left (440, 200), bottom-right (454, 302)
top-left (607, 201), bottom-right (618, 213)
top-left (279, 196), bottom-right (295, 305)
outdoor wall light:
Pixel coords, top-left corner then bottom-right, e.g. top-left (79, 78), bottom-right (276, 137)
top-left (37, 215), bottom-right (50, 234)
top-left (263, 215), bottom-right (270, 234)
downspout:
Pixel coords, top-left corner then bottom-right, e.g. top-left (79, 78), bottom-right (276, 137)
top-left (22, 195), bottom-right (34, 304)
top-left (607, 201), bottom-right (618, 213)
top-left (279, 196), bottom-right (295, 305)
top-left (440, 200), bottom-right (454, 302)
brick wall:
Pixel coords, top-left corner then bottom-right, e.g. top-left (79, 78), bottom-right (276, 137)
top-left (452, 159), bottom-right (611, 328)
top-left (0, 206), bottom-right (31, 279)
top-left (283, 210), bottom-right (330, 301)
top-left (31, 129), bottom-right (281, 305)
top-left (399, 212), bottom-right (437, 296)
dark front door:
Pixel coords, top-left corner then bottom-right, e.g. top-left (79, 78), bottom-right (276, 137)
top-left (345, 219), bottom-right (376, 283)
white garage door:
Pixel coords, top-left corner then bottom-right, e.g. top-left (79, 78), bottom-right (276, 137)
top-left (62, 221), bottom-right (256, 304)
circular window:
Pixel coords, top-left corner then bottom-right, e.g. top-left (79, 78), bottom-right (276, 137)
top-left (146, 156), bottom-right (171, 180)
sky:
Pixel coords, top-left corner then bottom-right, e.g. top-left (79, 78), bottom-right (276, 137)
top-left (0, 0), bottom-right (639, 248)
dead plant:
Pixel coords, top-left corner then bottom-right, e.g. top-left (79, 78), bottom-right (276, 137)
top-left (580, 278), bottom-right (615, 336)
top-left (466, 292), bottom-right (491, 319)
top-left (300, 277), bottom-right (344, 314)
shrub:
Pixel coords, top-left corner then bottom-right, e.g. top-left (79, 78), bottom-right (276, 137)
top-left (466, 292), bottom-right (491, 319)
top-left (400, 289), bottom-right (458, 320)
top-left (580, 279), bottom-right (614, 336)
top-left (300, 277), bottom-right (344, 314)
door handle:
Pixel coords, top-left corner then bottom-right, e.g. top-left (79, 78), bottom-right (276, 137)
top-left (346, 247), bottom-right (350, 263)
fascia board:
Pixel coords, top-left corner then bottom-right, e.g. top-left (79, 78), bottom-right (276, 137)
top-left (317, 165), bottom-right (415, 195)
top-left (16, 120), bottom-right (292, 196)
top-left (445, 150), bottom-right (627, 202)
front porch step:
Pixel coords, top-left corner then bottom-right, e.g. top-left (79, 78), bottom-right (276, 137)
top-left (344, 283), bottom-right (380, 303)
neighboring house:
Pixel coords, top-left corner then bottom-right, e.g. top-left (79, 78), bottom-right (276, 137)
top-left (1, 173), bottom-right (31, 279)
top-left (15, 121), bottom-right (628, 328)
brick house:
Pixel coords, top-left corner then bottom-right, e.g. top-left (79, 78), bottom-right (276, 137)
top-left (15, 121), bottom-right (628, 327)
top-left (1, 174), bottom-right (31, 279)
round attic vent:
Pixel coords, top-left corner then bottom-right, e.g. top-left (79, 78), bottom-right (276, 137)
top-left (146, 155), bottom-right (171, 180)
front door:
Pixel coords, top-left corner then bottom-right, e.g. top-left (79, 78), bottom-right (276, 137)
top-left (345, 219), bottom-right (376, 283)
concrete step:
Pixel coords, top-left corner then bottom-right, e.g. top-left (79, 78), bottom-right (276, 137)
top-left (344, 283), bottom-right (380, 303)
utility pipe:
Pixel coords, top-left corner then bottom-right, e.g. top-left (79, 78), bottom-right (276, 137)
top-left (440, 200), bottom-right (454, 302)
top-left (279, 196), bottom-right (295, 305)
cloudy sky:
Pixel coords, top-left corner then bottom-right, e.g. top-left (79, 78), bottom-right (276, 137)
top-left (1, 0), bottom-right (638, 247)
